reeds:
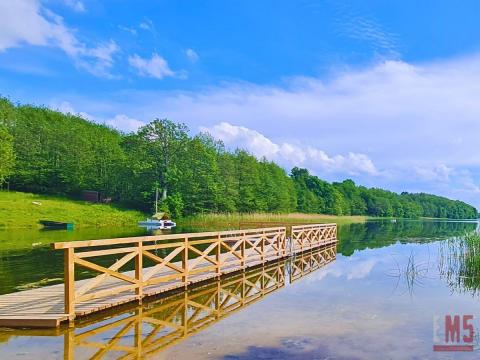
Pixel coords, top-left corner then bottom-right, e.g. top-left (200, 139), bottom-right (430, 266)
top-left (388, 250), bottom-right (431, 296)
top-left (179, 212), bottom-right (367, 229)
top-left (438, 231), bottom-right (480, 296)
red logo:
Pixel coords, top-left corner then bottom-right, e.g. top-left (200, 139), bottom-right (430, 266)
top-left (433, 315), bottom-right (475, 352)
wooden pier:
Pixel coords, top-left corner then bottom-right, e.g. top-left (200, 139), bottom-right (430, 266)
top-left (0, 223), bottom-right (337, 328)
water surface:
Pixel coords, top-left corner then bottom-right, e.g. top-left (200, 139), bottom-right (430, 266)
top-left (1, 219), bottom-right (479, 359)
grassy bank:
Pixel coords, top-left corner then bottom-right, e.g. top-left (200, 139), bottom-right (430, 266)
top-left (0, 191), bottom-right (146, 228)
top-left (179, 212), bottom-right (368, 229)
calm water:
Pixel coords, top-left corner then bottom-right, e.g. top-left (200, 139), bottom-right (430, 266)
top-left (1, 219), bottom-right (480, 359)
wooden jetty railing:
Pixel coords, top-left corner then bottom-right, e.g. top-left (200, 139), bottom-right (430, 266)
top-left (27, 223), bottom-right (339, 323)
top-left (290, 223), bottom-right (337, 253)
top-left (52, 227), bottom-right (288, 319)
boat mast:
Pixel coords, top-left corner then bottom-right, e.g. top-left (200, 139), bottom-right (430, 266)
top-left (155, 187), bottom-right (159, 214)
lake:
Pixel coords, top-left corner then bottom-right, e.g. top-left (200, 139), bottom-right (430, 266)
top-left (0, 219), bottom-right (479, 359)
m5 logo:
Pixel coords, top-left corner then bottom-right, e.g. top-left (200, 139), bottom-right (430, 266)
top-left (433, 315), bottom-right (475, 352)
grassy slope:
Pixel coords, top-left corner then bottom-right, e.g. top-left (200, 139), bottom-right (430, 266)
top-left (0, 191), bottom-right (367, 229)
top-left (180, 212), bottom-right (367, 229)
top-left (0, 191), bottom-right (146, 228)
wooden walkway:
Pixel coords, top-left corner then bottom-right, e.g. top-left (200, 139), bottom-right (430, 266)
top-left (0, 223), bottom-right (337, 328)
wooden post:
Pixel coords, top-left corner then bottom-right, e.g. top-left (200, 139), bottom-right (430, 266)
top-left (241, 232), bottom-right (246, 268)
top-left (300, 231), bottom-right (304, 253)
top-left (216, 234), bottom-right (221, 277)
top-left (276, 230), bottom-right (281, 259)
top-left (64, 248), bottom-right (75, 320)
top-left (182, 237), bottom-right (189, 288)
top-left (261, 230), bottom-right (265, 263)
top-left (135, 241), bottom-right (143, 300)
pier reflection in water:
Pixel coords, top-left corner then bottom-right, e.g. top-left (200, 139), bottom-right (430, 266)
top-left (59, 244), bottom-right (336, 359)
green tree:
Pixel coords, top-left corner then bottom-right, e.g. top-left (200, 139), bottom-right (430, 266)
top-left (235, 150), bottom-right (261, 212)
top-left (0, 126), bottom-right (14, 185)
top-left (176, 135), bottom-right (220, 215)
top-left (134, 119), bottom-right (189, 211)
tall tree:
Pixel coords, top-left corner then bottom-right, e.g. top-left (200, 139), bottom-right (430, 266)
top-left (135, 119), bottom-right (189, 204)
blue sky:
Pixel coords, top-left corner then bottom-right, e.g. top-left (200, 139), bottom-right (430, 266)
top-left (1, 1), bottom-right (480, 208)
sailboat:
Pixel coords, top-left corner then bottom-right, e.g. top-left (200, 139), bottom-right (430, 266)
top-left (138, 188), bottom-right (176, 230)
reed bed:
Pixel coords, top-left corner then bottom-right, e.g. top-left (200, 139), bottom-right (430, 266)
top-left (438, 231), bottom-right (480, 296)
top-left (179, 212), bottom-right (367, 229)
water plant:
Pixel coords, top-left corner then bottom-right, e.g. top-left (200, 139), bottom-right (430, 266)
top-left (438, 231), bottom-right (480, 296)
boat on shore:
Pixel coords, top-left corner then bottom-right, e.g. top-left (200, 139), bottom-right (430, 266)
top-left (138, 188), bottom-right (176, 230)
top-left (39, 220), bottom-right (74, 230)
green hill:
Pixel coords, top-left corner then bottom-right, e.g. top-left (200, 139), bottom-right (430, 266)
top-left (0, 191), bottom-right (146, 228)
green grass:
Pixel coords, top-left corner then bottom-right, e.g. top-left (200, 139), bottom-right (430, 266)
top-left (0, 191), bottom-right (146, 228)
top-left (179, 212), bottom-right (367, 229)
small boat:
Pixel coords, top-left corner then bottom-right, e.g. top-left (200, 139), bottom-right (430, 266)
top-left (40, 220), bottom-right (74, 230)
top-left (138, 188), bottom-right (176, 230)
top-left (138, 219), bottom-right (176, 230)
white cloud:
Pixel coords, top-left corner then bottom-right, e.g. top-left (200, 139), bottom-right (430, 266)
top-left (53, 101), bottom-right (94, 120)
top-left (414, 164), bottom-right (453, 183)
top-left (128, 53), bottom-right (181, 79)
top-left (332, 2), bottom-right (399, 59)
top-left (185, 48), bottom-right (199, 62)
top-left (106, 114), bottom-right (144, 133)
top-left (0, 0), bottom-right (60, 51)
top-left (118, 25), bottom-right (137, 35)
top-left (202, 122), bottom-right (378, 176)
top-left (0, 0), bottom-right (118, 77)
top-left (139, 19), bottom-right (153, 31)
top-left (53, 101), bottom-right (144, 133)
top-left (127, 56), bottom-right (480, 172)
top-left (78, 40), bottom-right (119, 77)
top-left (64, 0), bottom-right (85, 12)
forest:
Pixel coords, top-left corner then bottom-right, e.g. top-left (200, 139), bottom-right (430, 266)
top-left (0, 97), bottom-right (477, 219)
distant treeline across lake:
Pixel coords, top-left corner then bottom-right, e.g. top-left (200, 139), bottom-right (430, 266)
top-left (0, 97), bottom-right (477, 219)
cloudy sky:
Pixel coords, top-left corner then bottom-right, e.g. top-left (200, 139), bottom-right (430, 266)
top-left (1, 0), bottom-right (480, 208)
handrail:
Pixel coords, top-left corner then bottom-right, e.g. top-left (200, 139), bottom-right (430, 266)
top-left (291, 222), bottom-right (336, 229)
top-left (290, 223), bottom-right (337, 253)
top-left (52, 226), bottom-right (286, 249)
top-left (51, 224), bottom-right (336, 321)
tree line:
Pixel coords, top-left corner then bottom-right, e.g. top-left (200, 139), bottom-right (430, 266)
top-left (0, 97), bottom-right (477, 219)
